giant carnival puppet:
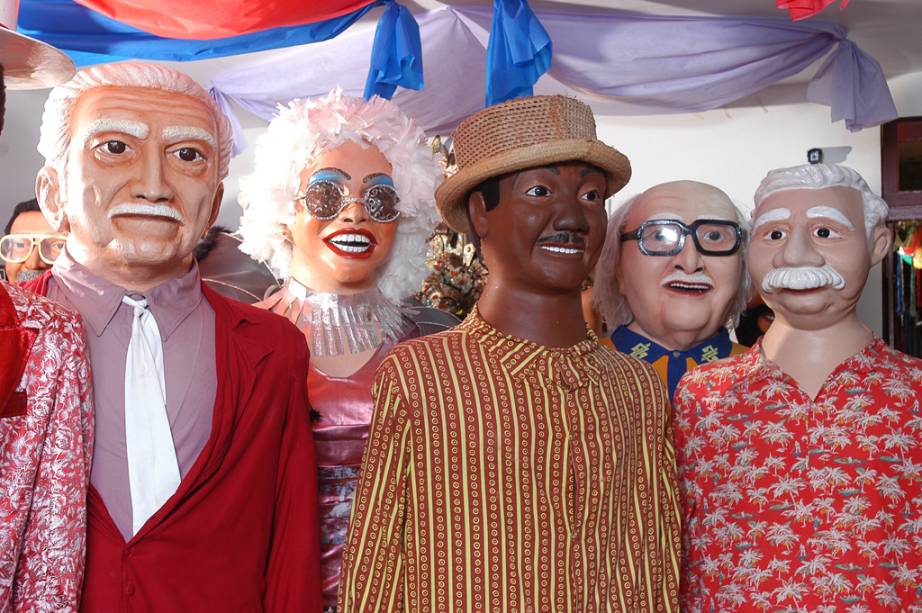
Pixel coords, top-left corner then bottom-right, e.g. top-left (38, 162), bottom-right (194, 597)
top-left (27, 61), bottom-right (321, 611)
top-left (0, 4), bottom-right (94, 611)
top-left (675, 164), bottom-right (922, 610)
top-left (339, 95), bottom-right (681, 611)
top-left (594, 180), bottom-right (750, 400)
top-left (237, 89), bottom-right (454, 610)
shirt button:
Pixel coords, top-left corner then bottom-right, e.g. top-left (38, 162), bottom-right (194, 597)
top-left (126, 583), bottom-right (136, 596)
top-left (672, 351), bottom-right (681, 357)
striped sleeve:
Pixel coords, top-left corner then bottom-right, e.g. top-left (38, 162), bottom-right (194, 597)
top-left (338, 354), bottom-right (413, 612)
top-left (634, 361), bottom-right (682, 612)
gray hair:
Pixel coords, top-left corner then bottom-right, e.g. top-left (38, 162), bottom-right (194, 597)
top-left (754, 164), bottom-right (888, 238)
top-left (38, 62), bottom-right (233, 181)
top-left (237, 90), bottom-right (442, 304)
top-left (593, 188), bottom-right (752, 332)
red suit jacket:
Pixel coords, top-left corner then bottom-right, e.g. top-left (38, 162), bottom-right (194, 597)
top-left (27, 273), bottom-right (322, 612)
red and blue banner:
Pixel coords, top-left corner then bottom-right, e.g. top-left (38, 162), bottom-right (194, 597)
top-left (18, 0), bottom-right (387, 65)
top-left (72, 0), bottom-right (376, 39)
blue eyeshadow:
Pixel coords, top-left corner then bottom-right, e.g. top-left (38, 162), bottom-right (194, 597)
top-left (309, 168), bottom-right (347, 185)
top-left (366, 174), bottom-right (395, 187)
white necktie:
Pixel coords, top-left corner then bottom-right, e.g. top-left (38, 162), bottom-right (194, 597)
top-left (122, 295), bottom-right (181, 536)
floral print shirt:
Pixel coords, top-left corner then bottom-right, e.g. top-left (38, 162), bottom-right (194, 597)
top-left (0, 282), bottom-right (94, 612)
top-left (675, 339), bottom-right (922, 612)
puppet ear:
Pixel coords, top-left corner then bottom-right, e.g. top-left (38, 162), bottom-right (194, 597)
top-left (468, 191), bottom-right (490, 240)
top-left (205, 182), bottom-right (224, 237)
top-left (36, 166), bottom-right (70, 233)
top-left (868, 222), bottom-right (893, 267)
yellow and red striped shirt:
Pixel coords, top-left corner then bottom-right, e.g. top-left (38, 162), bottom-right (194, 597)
top-left (339, 308), bottom-right (681, 612)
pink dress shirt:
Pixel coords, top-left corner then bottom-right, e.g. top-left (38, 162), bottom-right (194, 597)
top-left (46, 251), bottom-right (217, 540)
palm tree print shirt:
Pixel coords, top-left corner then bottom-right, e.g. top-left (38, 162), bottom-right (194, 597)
top-left (675, 339), bottom-right (922, 612)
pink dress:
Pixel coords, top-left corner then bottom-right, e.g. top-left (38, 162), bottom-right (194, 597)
top-left (311, 314), bottom-right (453, 608)
top-left (259, 282), bottom-right (458, 608)
top-left (309, 341), bottom-right (398, 607)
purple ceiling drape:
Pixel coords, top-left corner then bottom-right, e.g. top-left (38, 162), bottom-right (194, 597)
top-left (210, 6), bottom-right (896, 152)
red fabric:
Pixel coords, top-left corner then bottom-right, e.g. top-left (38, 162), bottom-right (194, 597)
top-left (0, 283), bottom-right (37, 414)
top-left (776, 0), bottom-right (850, 21)
top-left (73, 0), bottom-right (376, 39)
top-left (28, 274), bottom-right (322, 613)
top-left (675, 339), bottom-right (922, 610)
top-left (0, 282), bottom-right (94, 612)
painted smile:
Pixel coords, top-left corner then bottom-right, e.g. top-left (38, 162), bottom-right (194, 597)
top-left (323, 228), bottom-right (377, 259)
top-left (537, 232), bottom-right (586, 257)
top-left (661, 272), bottom-right (714, 295)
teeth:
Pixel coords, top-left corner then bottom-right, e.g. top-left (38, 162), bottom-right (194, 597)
top-left (541, 245), bottom-right (582, 255)
top-left (667, 283), bottom-right (711, 291)
top-left (330, 233), bottom-right (371, 244)
top-left (329, 233), bottom-right (373, 253)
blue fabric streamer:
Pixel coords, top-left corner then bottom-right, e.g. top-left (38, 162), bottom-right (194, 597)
top-left (363, 2), bottom-right (423, 100)
top-left (18, 0), bottom-right (385, 65)
top-left (485, 0), bottom-right (552, 106)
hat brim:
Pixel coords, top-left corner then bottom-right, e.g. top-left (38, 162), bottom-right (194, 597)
top-left (0, 28), bottom-right (75, 90)
top-left (435, 139), bottom-right (631, 234)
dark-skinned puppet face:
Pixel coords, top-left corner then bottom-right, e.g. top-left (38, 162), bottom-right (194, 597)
top-left (468, 162), bottom-right (608, 294)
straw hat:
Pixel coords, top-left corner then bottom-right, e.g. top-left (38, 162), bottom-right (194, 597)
top-left (0, 0), bottom-right (75, 89)
top-left (435, 95), bottom-right (631, 234)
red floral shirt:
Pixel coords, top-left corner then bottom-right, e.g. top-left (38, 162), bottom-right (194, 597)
top-left (675, 339), bottom-right (922, 612)
top-left (0, 283), bottom-right (93, 612)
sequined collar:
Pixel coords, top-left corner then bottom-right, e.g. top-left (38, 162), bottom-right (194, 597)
top-left (262, 279), bottom-right (413, 357)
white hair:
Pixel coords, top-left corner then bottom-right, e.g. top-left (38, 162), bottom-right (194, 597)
top-left (237, 89), bottom-right (442, 304)
top-left (753, 164), bottom-right (888, 238)
top-left (593, 188), bottom-right (752, 332)
top-left (38, 62), bottom-right (233, 180)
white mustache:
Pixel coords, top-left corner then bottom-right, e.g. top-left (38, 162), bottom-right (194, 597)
top-left (661, 271), bottom-right (714, 287)
top-left (108, 203), bottom-right (184, 225)
top-left (762, 265), bottom-right (846, 292)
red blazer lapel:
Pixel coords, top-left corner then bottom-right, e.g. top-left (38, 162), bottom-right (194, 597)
top-left (128, 285), bottom-right (275, 540)
top-left (0, 284), bottom-right (38, 418)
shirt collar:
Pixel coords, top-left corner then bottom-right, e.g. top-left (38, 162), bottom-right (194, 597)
top-left (727, 336), bottom-right (889, 392)
top-left (460, 305), bottom-right (603, 391)
top-left (51, 249), bottom-right (204, 340)
top-left (611, 325), bottom-right (733, 364)
top-left (611, 325), bottom-right (734, 398)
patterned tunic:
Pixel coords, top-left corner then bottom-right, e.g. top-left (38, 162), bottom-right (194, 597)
top-left (338, 308), bottom-right (681, 612)
top-left (675, 339), bottom-right (922, 612)
top-left (0, 282), bottom-right (94, 612)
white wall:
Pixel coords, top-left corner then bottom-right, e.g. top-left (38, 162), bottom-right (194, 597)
top-left (6, 71), bottom-right (922, 333)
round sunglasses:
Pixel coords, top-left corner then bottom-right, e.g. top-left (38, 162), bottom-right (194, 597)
top-left (297, 181), bottom-right (401, 224)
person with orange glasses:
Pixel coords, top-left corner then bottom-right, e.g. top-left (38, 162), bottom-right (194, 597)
top-left (1, 199), bottom-right (66, 283)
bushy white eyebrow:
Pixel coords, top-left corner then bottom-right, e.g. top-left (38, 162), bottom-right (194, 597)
top-left (806, 206), bottom-right (854, 229)
top-left (752, 207), bottom-right (791, 231)
top-left (80, 119), bottom-right (149, 144)
top-left (162, 126), bottom-right (217, 148)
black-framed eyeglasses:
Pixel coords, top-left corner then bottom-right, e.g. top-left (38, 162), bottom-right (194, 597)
top-left (620, 219), bottom-right (745, 256)
top-left (296, 181), bottom-right (401, 224)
